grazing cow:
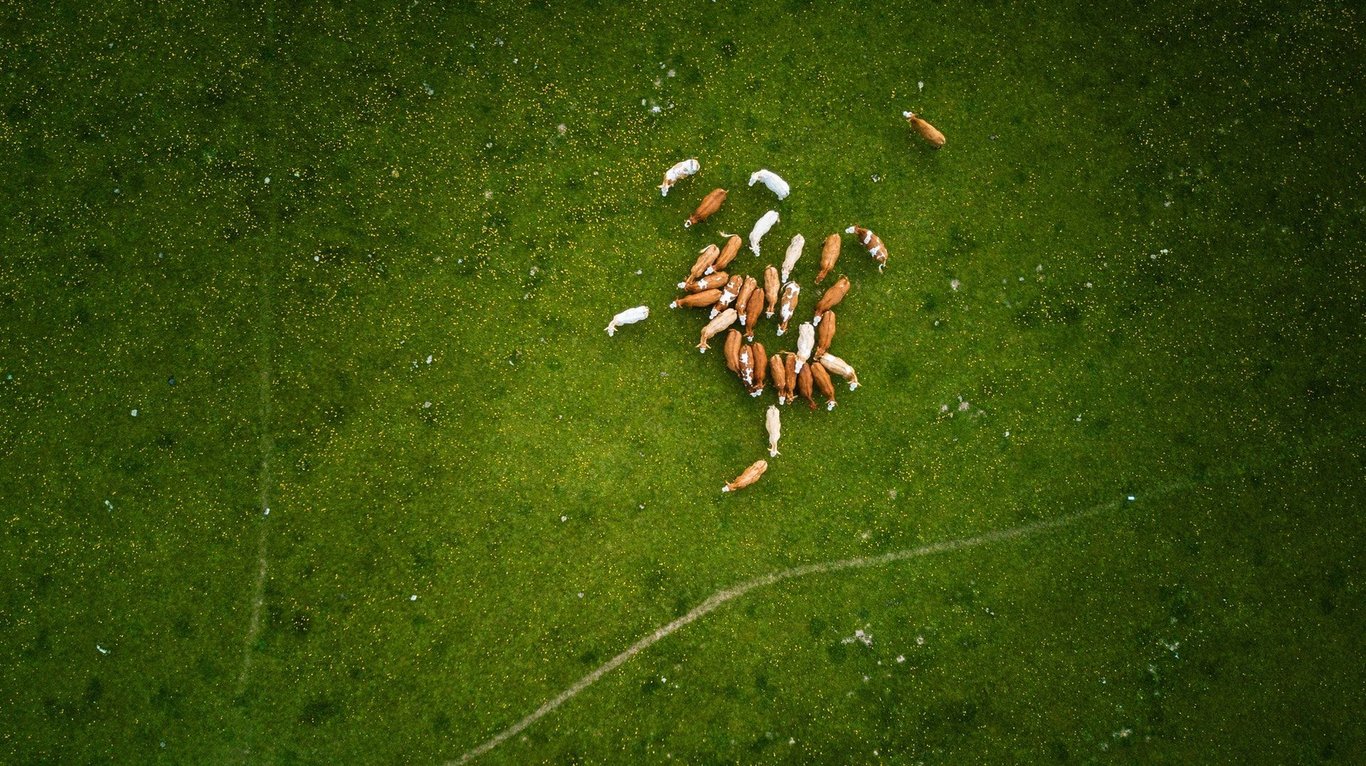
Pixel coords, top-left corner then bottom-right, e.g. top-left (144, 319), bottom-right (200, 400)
top-left (735, 276), bottom-right (758, 324)
top-left (810, 362), bottom-right (837, 410)
top-left (738, 344), bottom-right (755, 387)
top-left (688, 244), bottom-right (719, 282)
top-left (749, 342), bottom-right (768, 396)
top-left (814, 310), bottom-right (836, 357)
top-left (711, 274), bottom-right (744, 318)
top-left (812, 276), bottom-right (849, 322)
top-left (816, 234), bottom-right (841, 284)
top-left (818, 352), bottom-right (860, 389)
top-left (721, 459), bottom-right (768, 493)
top-left (670, 288), bottom-right (723, 309)
top-left (709, 233), bottom-right (743, 274)
top-left (763, 265), bottom-right (780, 318)
top-left (697, 308), bottom-right (738, 352)
top-left (845, 225), bottom-right (888, 272)
top-left (605, 305), bottom-right (649, 336)
top-left (795, 322), bottom-right (815, 373)
top-left (766, 406), bottom-right (782, 456)
top-left (784, 353), bottom-right (799, 404)
top-left (781, 234), bottom-right (804, 283)
top-left (681, 271), bottom-right (729, 292)
top-left (769, 353), bottom-right (788, 405)
top-left (902, 111), bottom-right (946, 149)
top-left (659, 158), bottom-right (700, 196)
top-left (776, 281), bottom-right (800, 335)
top-left (724, 329), bottom-right (743, 373)
top-left (748, 210), bottom-right (780, 257)
top-left (742, 290), bottom-right (764, 341)
top-left (797, 363), bottom-right (816, 410)
top-left (685, 188), bottom-right (727, 228)
top-left (748, 169), bottom-right (791, 200)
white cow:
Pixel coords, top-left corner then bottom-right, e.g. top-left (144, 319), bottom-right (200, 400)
top-left (658, 158), bottom-right (700, 197)
top-left (795, 322), bottom-right (815, 374)
top-left (605, 306), bottom-right (649, 336)
top-left (748, 169), bottom-right (790, 200)
top-left (766, 406), bottom-right (782, 457)
top-left (748, 210), bottom-right (780, 257)
top-left (781, 234), bottom-right (805, 283)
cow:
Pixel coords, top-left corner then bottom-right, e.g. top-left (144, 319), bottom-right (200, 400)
top-left (816, 234), bottom-right (841, 284)
top-left (724, 329), bottom-right (743, 373)
top-left (748, 169), bottom-right (790, 200)
top-left (763, 265), bottom-right (780, 318)
top-left (766, 405), bottom-right (782, 456)
top-left (659, 158), bottom-right (700, 196)
top-left (685, 188), bottom-right (727, 228)
top-left (670, 288), bottom-right (723, 309)
top-left (605, 305), bottom-right (649, 336)
top-left (769, 353), bottom-right (788, 405)
top-left (697, 308), bottom-right (738, 352)
top-left (680, 271), bottom-right (729, 292)
top-left (845, 226), bottom-right (888, 272)
top-left (735, 276), bottom-right (758, 324)
top-left (794, 322), bottom-right (815, 373)
top-left (711, 274), bottom-right (744, 318)
top-left (742, 290), bottom-right (764, 341)
top-left (737, 343), bottom-right (754, 386)
top-left (748, 210), bottom-right (780, 257)
top-left (776, 281), bottom-right (800, 335)
top-left (688, 244), bottom-right (719, 282)
top-left (818, 352), bottom-right (860, 389)
top-left (749, 342), bottom-right (768, 397)
top-left (721, 458), bottom-right (768, 493)
top-left (797, 363), bottom-right (816, 410)
top-left (709, 233), bottom-right (743, 274)
top-left (784, 353), bottom-right (799, 404)
top-left (902, 111), bottom-right (946, 149)
top-left (781, 234), bottom-right (804, 283)
top-left (812, 276), bottom-right (849, 322)
top-left (810, 362), bottom-right (837, 410)
top-left (814, 310), bottom-right (836, 357)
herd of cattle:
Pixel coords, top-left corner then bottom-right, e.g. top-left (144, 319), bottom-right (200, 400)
top-left (605, 111), bottom-right (945, 492)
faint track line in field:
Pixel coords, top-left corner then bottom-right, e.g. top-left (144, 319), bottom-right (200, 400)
top-left (450, 482), bottom-right (1189, 764)
top-left (235, 256), bottom-right (275, 698)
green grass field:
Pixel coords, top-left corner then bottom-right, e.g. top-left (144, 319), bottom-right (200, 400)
top-left (2, 0), bottom-right (1362, 763)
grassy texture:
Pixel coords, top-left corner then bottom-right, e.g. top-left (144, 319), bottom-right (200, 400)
top-left (1, 0), bottom-right (1362, 763)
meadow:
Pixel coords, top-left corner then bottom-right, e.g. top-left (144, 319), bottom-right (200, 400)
top-left (1, 0), bottom-right (1362, 763)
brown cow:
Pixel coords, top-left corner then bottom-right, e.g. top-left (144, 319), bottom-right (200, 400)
top-left (814, 310), bottom-right (836, 357)
top-left (749, 342), bottom-right (768, 397)
top-left (724, 329), bottom-right (743, 373)
top-left (711, 274), bottom-right (744, 318)
top-left (688, 244), bottom-right (719, 282)
top-left (721, 459), bottom-right (768, 493)
top-left (845, 226), bottom-right (888, 272)
top-left (737, 343), bottom-right (755, 387)
top-left (816, 234), bottom-right (841, 284)
top-left (769, 353), bottom-right (788, 405)
top-left (742, 290), bottom-right (764, 341)
top-left (697, 308), bottom-right (738, 353)
top-left (670, 288), bottom-right (723, 309)
top-left (681, 271), bottom-right (729, 292)
top-left (903, 111), bottom-right (946, 149)
top-left (684, 188), bottom-right (727, 228)
top-left (735, 276), bottom-right (758, 324)
top-left (710, 233), bottom-right (743, 274)
top-left (763, 265), bottom-right (780, 318)
top-left (784, 353), bottom-right (799, 404)
top-left (812, 276), bottom-right (849, 322)
top-left (797, 364), bottom-right (816, 411)
top-left (810, 362), bottom-right (837, 410)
